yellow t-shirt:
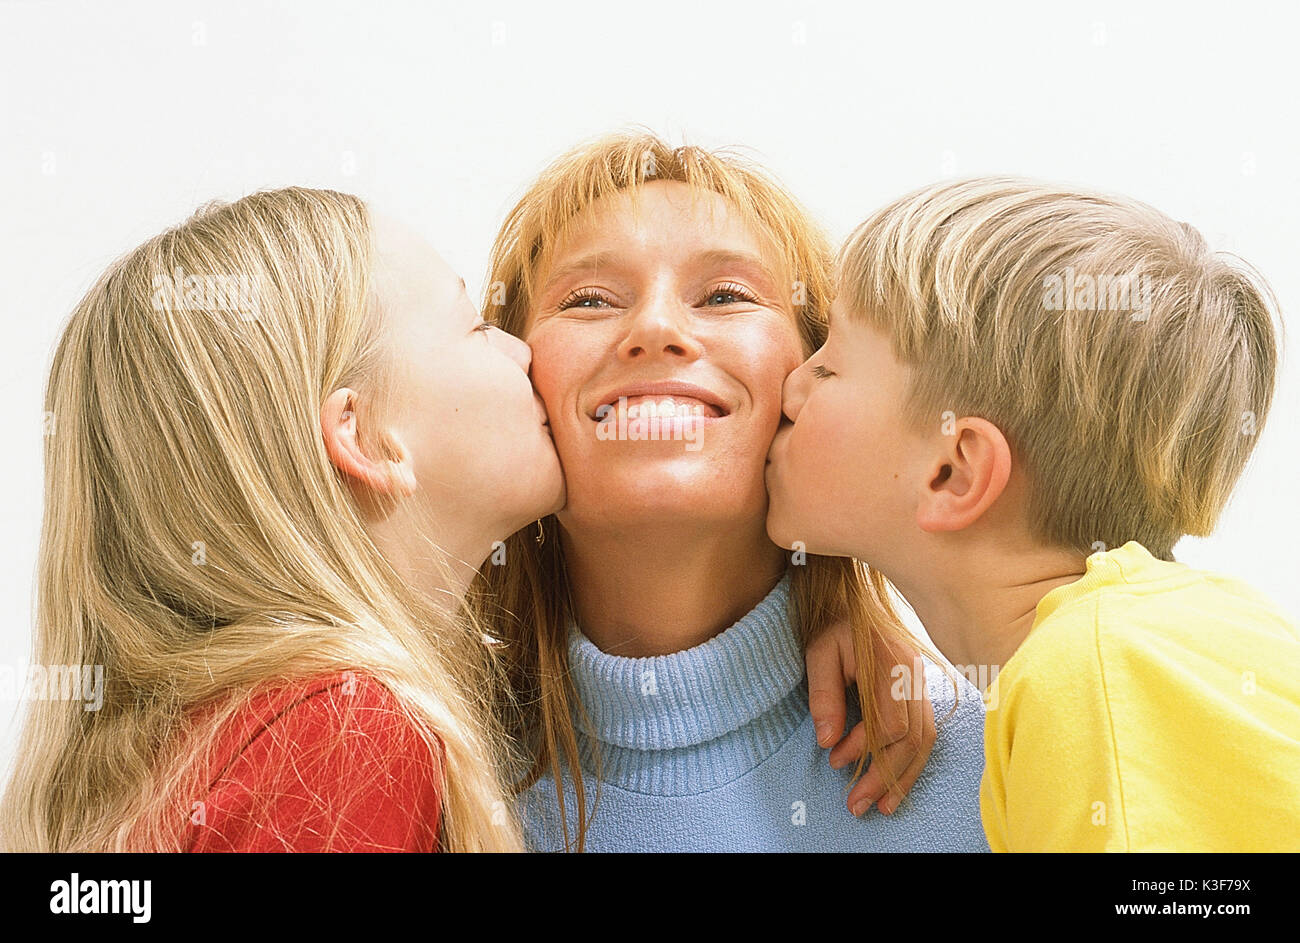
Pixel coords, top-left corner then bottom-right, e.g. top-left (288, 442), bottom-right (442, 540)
top-left (980, 541), bottom-right (1300, 852)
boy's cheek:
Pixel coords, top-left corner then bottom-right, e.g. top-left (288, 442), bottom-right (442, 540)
top-left (776, 420), bottom-right (841, 534)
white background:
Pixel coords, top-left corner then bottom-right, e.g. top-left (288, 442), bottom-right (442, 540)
top-left (2, 0), bottom-right (1297, 779)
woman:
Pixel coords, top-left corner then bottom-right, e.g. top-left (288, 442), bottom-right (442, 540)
top-left (0, 188), bottom-right (563, 851)
top-left (477, 132), bottom-right (990, 852)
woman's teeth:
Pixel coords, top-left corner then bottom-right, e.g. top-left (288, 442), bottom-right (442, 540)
top-left (602, 396), bottom-right (721, 420)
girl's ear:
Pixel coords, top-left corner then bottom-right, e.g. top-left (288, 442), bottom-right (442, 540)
top-left (320, 387), bottom-right (417, 498)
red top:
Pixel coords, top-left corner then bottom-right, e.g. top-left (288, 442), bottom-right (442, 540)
top-left (186, 671), bottom-right (443, 852)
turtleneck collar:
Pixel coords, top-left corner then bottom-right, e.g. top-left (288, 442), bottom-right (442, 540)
top-left (565, 573), bottom-right (801, 754)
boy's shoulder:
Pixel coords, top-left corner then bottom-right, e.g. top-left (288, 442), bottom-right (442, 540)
top-left (997, 541), bottom-right (1298, 701)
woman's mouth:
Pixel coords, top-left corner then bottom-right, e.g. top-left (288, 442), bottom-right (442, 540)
top-left (587, 381), bottom-right (731, 423)
top-left (595, 395), bottom-right (724, 422)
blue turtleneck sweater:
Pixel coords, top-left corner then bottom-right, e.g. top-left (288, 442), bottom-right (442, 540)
top-left (517, 574), bottom-right (990, 852)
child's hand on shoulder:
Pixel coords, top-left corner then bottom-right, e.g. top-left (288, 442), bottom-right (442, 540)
top-left (805, 623), bottom-right (935, 817)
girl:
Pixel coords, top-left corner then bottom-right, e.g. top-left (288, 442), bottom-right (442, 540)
top-left (0, 188), bottom-right (563, 851)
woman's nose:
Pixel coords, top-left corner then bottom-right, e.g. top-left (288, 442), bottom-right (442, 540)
top-left (616, 295), bottom-right (702, 362)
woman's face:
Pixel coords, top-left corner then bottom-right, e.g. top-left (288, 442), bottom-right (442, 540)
top-left (525, 180), bottom-right (804, 536)
top-left (371, 213), bottom-right (565, 541)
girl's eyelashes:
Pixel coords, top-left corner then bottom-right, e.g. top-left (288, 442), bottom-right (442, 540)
top-left (474, 319), bottom-right (496, 334)
top-left (811, 364), bottom-right (835, 379)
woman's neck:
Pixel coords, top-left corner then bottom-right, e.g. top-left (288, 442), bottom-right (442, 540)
top-left (561, 515), bottom-right (788, 658)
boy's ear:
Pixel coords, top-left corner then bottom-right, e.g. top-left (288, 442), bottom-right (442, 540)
top-left (320, 388), bottom-right (417, 498)
top-left (915, 416), bottom-right (1011, 533)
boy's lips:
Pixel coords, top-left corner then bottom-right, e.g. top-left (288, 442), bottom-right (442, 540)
top-left (766, 423), bottom-right (791, 464)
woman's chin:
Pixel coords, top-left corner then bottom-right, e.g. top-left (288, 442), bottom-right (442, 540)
top-left (562, 473), bottom-right (765, 533)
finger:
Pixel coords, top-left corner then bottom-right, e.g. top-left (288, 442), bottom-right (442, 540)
top-left (878, 735), bottom-right (934, 815)
top-left (805, 632), bottom-right (848, 749)
top-left (845, 757), bottom-right (885, 815)
top-left (828, 720), bottom-right (867, 770)
top-left (845, 731), bottom-right (903, 813)
top-left (873, 655), bottom-right (910, 748)
top-left (875, 688), bottom-right (937, 814)
top-left (849, 695), bottom-right (933, 815)
top-left (845, 698), bottom-right (927, 814)
top-left (916, 669), bottom-right (937, 756)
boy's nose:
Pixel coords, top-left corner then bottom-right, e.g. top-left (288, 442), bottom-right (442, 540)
top-left (781, 361), bottom-right (811, 422)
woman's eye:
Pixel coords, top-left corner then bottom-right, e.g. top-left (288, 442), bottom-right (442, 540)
top-left (811, 364), bottom-right (835, 379)
top-left (474, 320), bottom-right (495, 333)
top-left (703, 282), bottom-right (758, 306)
top-left (558, 289), bottom-right (612, 310)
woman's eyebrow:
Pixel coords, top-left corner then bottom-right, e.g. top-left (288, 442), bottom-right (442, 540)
top-left (691, 249), bottom-right (771, 271)
top-left (542, 248), bottom-right (780, 290)
top-left (543, 253), bottom-right (610, 287)
top-left (690, 249), bottom-right (780, 289)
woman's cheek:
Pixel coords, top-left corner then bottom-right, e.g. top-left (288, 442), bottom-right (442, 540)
top-left (760, 323), bottom-right (806, 397)
top-left (525, 346), bottom-right (567, 422)
top-left (721, 321), bottom-right (802, 415)
top-left (523, 327), bottom-right (588, 449)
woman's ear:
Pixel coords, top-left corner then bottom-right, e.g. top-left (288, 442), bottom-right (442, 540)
top-left (914, 416), bottom-right (1011, 533)
top-left (320, 388), bottom-right (417, 498)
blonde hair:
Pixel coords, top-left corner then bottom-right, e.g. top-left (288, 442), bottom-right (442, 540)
top-left (838, 176), bottom-right (1281, 560)
top-left (474, 129), bottom-right (938, 850)
top-left (1, 187), bottom-right (522, 852)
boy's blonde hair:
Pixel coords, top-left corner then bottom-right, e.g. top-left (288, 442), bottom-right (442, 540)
top-left (839, 176), bottom-right (1280, 560)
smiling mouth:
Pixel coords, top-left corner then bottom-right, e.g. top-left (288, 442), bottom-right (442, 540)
top-left (592, 395), bottom-right (727, 422)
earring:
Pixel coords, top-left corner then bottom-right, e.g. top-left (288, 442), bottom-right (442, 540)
top-left (535, 519), bottom-right (546, 546)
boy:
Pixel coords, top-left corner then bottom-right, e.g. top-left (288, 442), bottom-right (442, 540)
top-left (768, 177), bottom-right (1300, 851)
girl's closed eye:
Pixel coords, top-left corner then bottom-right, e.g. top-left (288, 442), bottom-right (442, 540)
top-left (811, 364), bottom-right (835, 379)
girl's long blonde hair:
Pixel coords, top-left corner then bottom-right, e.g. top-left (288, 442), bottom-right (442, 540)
top-left (1, 187), bottom-right (521, 852)
top-left (474, 130), bottom-right (940, 851)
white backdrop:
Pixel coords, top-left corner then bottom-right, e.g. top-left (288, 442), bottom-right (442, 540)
top-left (2, 0), bottom-right (1297, 780)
